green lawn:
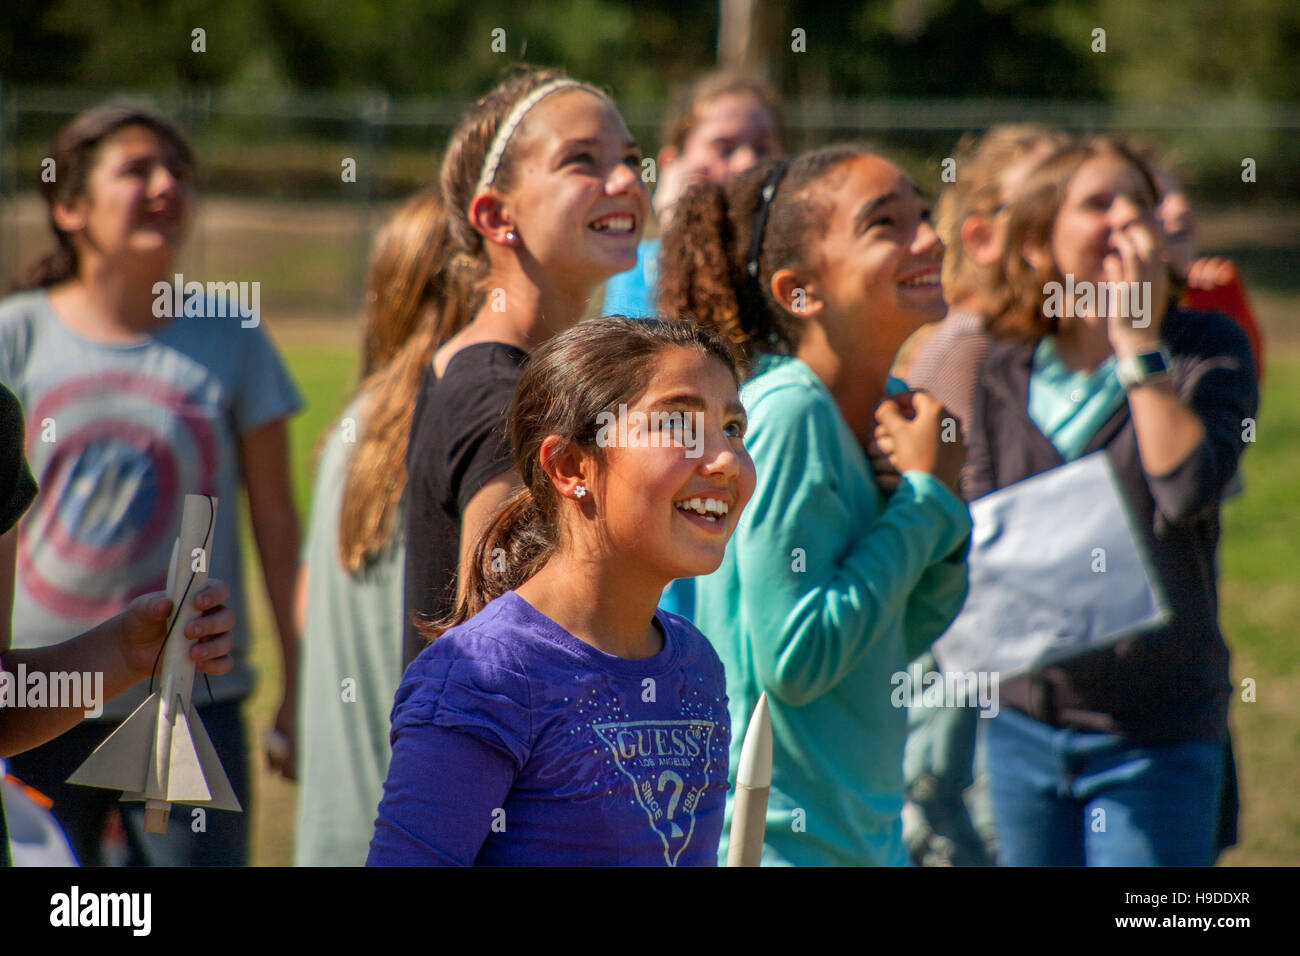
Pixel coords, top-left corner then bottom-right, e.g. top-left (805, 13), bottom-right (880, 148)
top-left (236, 325), bottom-right (1300, 866)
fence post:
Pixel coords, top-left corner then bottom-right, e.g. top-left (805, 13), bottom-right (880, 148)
top-left (350, 91), bottom-right (390, 314)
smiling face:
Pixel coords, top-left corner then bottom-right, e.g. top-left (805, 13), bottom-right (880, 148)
top-left (581, 346), bottom-right (755, 585)
top-left (675, 91), bottom-right (780, 184)
top-left (805, 155), bottom-right (946, 351)
top-left (499, 89), bottom-right (650, 287)
top-left (55, 124), bottom-right (193, 269)
top-left (1046, 154), bottom-right (1161, 288)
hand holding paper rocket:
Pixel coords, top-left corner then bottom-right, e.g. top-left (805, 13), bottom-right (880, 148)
top-left (69, 494), bottom-right (241, 832)
top-left (727, 692), bottom-right (772, 867)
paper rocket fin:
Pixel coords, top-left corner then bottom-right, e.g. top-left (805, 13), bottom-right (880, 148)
top-left (163, 704), bottom-right (213, 803)
top-left (182, 701), bottom-right (242, 812)
top-left (67, 693), bottom-right (161, 793)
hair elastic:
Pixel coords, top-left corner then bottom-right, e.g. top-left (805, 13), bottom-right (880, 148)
top-left (745, 160), bottom-right (791, 286)
top-left (474, 79), bottom-right (591, 200)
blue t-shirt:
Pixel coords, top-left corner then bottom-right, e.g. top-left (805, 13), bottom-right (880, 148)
top-left (368, 590), bottom-right (731, 866)
top-left (601, 239), bottom-right (660, 319)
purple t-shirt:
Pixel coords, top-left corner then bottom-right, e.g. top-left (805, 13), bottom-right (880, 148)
top-left (367, 591), bottom-right (731, 866)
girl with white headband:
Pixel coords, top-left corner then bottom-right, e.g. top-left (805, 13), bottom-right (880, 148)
top-left (395, 69), bottom-right (651, 668)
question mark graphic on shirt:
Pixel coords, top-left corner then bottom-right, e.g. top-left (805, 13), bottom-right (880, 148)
top-left (658, 770), bottom-right (685, 838)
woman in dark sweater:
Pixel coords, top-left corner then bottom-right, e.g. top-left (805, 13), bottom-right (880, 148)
top-left (966, 137), bottom-right (1258, 866)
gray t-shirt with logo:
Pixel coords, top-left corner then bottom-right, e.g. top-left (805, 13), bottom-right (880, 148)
top-left (0, 289), bottom-right (301, 721)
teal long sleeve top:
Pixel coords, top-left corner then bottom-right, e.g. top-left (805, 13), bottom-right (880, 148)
top-left (693, 352), bottom-right (972, 866)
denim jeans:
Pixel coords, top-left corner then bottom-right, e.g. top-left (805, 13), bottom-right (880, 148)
top-left (981, 704), bottom-right (1223, 866)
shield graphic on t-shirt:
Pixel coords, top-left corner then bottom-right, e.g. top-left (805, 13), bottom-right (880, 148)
top-left (593, 719), bottom-right (719, 866)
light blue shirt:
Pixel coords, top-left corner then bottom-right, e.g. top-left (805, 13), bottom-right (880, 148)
top-left (601, 239), bottom-right (660, 319)
top-left (1027, 336), bottom-right (1126, 461)
top-left (692, 352), bottom-right (972, 866)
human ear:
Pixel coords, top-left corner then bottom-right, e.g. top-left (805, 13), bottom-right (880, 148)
top-left (770, 267), bottom-right (823, 319)
top-left (538, 435), bottom-right (592, 500)
top-left (468, 192), bottom-right (518, 248)
top-left (961, 213), bottom-right (1000, 267)
top-left (52, 198), bottom-right (88, 235)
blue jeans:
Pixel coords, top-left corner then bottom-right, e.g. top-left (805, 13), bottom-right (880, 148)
top-left (981, 705), bottom-right (1223, 866)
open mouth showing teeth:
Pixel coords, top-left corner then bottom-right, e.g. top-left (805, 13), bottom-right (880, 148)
top-left (674, 497), bottom-right (729, 522)
top-left (899, 272), bottom-right (940, 288)
top-left (589, 214), bottom-right (636, 234)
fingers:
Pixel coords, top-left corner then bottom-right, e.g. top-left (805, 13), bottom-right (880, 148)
top-left (875, 398), bottom-right (907, 428)
top-left (908, 390), bottom-right (946, 424)
top-left (193, 577), bottom-right (231, 612)
top-left (185, 604), bottom-right (235, 642)
top-left (1109, 228), bottom-right (1140, 285)
top-left (192, 636), bottom-right (235, 675)
top-left (869, 429), bottom-right (896, 457)
top-left (1126, 219), bottom-right (1162, 266)
top-left (1188, 256), bottom-right (1236, 290)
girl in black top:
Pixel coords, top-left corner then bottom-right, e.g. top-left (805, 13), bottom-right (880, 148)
top-left (390, 69), bottom-right (651, 665)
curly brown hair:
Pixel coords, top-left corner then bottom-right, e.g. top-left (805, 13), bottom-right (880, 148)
top-left (936, 125), bottom-right (1069, 307)
top-left (657, 144), bottom-right (877, 366)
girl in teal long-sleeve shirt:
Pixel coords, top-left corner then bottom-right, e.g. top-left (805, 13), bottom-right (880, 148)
top-left (657, 146), bottom-right (973, 865)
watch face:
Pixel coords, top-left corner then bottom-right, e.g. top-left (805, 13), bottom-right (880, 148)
top-left (1134, 350), bottom-right (1169, 377)
top-left (1118, 348), bottom-right (1171, 388)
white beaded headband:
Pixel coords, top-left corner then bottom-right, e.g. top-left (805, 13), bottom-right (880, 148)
top-left (473, 79), bottom-right (599, 200)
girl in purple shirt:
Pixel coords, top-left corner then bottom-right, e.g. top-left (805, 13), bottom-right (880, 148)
top-left (368, 317), bottom-right (756, 866)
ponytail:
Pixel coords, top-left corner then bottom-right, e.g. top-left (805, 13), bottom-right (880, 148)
top-left (657, 181), bottom-right (751, 360)
top-left (338, 191), bottom-right (484, 573)
top-left (11, 241), bottom-right (77, 292)
top-left (421, 487), bottom-right (556, 641)
top-left (410, 316), bottom-right (743, 648)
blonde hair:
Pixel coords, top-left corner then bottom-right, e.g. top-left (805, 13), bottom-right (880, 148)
top-left (987, 136), bottom-right (1174, 341)
top-left (936, 125), bottom-right (1069, 306)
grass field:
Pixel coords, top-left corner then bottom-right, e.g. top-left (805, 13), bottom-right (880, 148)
top-left (13, 194), bottom-right (1276, 867)
top-left (235, 329), bottom-right (1300, 867)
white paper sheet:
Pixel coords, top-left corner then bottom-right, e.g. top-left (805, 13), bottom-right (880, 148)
top-left (932, 451), bottom-right (1170, 680)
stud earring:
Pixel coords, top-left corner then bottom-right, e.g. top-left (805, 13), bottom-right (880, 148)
top-left (505, 230), bottom-right (517, 243)
top-left (573, 485), bottom-right (587, 499)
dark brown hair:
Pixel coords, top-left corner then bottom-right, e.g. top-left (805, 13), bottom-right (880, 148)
top-left (339, 67), bottom-right (606, 573)
top-left (422, 315), bottom-right (741, 641)
top-left (657, 144), bottom-right (876, 365)
top-left (15, 100), bottom-right (195, 291)
top-left (987, 135), bottom-right (1178, 341)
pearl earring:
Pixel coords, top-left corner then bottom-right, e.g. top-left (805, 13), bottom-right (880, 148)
top-left (573, 485), bottom-right (587, 499)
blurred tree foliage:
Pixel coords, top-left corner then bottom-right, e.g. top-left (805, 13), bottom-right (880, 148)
top-left (3, 0), bottom-right (1298, 104)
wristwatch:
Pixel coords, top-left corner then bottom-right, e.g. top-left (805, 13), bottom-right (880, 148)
top-left (1115, 346), bottom-right (1172, 390)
